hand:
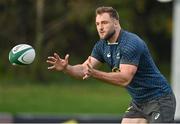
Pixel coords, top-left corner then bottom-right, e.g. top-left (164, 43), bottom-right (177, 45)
top-left (83, 56), bottom-right (93, 80)
top-left (46, 53), bottom-right (69, 71)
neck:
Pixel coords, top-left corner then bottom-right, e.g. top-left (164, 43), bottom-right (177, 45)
top-left (108, 27), bottom-right (121, 43)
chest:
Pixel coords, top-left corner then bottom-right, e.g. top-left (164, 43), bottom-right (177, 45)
top-left (103, 44), bottom-right (121, 69)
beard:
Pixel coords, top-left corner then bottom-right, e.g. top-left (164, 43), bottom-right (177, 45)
top-left (100, 30), bottom-right (115, 41)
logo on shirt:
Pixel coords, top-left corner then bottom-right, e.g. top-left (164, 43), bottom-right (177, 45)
top-left (107, 53), bottom-right (111, 58)
top-left (154, 112), bottom-right (160, 120)
top-left (116, 52), bottom-right (120, 59)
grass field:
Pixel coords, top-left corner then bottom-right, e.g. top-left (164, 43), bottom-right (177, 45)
top-left (0, 79), bottom-right (131, 115)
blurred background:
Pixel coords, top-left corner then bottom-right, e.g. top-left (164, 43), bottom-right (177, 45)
top-left (0, 0), bottom-right (177, 123)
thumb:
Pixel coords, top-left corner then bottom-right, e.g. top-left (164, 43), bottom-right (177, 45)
top-left (88, 56), bottom-right (91, 63)
top-left (87, 63), bottom-right (92, 69)
top-left (65, 54), bottom-right (69, 61)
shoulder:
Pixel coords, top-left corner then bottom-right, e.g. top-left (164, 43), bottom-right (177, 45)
top-left (123, 31), bottom-right (144, 44)
top-left (119, 31), bottom-right (146, 65)
top-left (122, 31), bottom-right (145, 51)
top-left (93, 39), bottom-right (106, 51)
top-left (91, 40), bottom-right (106, 63)
top-left (120, 31), bottom-right (145, 55)
top-left (94, 39), bottom-right (105, 46)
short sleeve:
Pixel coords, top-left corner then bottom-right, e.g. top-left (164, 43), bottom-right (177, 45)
top-left (120, 39), bottom-right (144, 66)
top-left (91, 41), bottom-right (105, 63)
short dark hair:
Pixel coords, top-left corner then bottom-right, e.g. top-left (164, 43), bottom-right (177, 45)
top-left (96, 6), bottom-right (119, 20)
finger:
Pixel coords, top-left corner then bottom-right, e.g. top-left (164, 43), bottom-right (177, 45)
top-left (83, 74), bottom-right (89, 80)
top-left (47, 65), bottom-right (55, 70)
top-left (54, 53), bottom-right (61, 60)
top-left (65, 54), bottom-right (69, 61)
top-left (47, 56), bottom-right (56, 62)
top-left (87, 63), bottom-right (92, 69)
top-left (46, 60), bottom-right (55, 64)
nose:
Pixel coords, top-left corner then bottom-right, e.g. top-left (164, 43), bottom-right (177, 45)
top-left (99, 24), bottom-right (104, 31)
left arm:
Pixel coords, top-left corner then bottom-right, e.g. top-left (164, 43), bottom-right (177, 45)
top-left (85, 58), bottom-right (137, 87)
top-left (85, 36), bottom-right (143, 86)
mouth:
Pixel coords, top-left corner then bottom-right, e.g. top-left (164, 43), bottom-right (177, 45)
top-left (100, 31), bottom-right (105, 35)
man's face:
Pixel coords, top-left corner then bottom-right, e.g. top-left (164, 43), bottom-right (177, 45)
top-left (96, 13), bottom-right (115, 40)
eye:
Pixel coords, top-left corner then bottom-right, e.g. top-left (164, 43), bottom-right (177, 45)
top-left (102, 21), bottom-right (108, 24)
top-left (96, 22), bottom-right (99, 26)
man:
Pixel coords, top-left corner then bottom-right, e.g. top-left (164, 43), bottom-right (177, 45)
top-left (46, 6), bottom-right (176, 123)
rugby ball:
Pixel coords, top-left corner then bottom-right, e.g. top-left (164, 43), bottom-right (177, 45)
top-left (9, 44), bottom-right (36, 65)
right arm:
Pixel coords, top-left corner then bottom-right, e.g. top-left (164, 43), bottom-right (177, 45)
top-left (63, 64), bottom-right (86, 79)
top-left (46, 53), bottom-right (101, 79)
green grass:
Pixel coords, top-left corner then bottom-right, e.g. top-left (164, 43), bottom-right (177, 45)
top-left (0, 79), bottom-right (131, 115)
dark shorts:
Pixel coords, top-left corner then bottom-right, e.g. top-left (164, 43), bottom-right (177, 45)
top-left (123, 93), bottom-right (176, 123)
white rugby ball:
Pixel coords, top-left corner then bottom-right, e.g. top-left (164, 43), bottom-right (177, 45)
top-left (9, 44), bottom-right (36, 65)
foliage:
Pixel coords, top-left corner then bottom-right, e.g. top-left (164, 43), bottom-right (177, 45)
top-left (0, 0), bottom-right (172, 81)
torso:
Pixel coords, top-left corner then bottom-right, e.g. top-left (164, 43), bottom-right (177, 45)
top-left (91, 30), bottom-right (172, 103)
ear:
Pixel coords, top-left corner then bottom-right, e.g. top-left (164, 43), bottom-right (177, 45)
top-left (113, 20), bottom-right (117, 27)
